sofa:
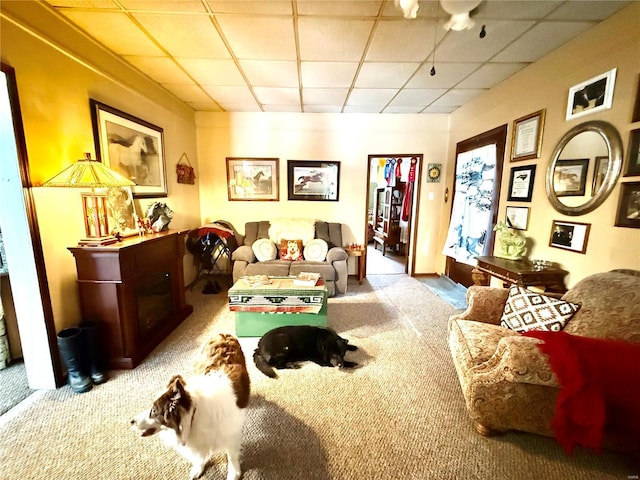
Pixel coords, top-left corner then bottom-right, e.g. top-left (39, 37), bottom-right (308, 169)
top-left (448, 269), bottom-right (640, 455)
top-left (231, 219), bottom-right (348, 296)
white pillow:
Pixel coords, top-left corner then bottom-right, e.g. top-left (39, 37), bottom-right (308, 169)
top-left (268, 218), bottom-right (316, 246)
top-left (303, 238), bottom-right (329, 262)
top-left (252, 238), bottom-right (277, 262)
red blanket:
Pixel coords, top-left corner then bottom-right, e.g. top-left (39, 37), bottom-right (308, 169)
top-left (523, 331), bottom-right (640, 454)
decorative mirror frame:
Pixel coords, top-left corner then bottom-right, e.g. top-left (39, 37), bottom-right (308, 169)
top-left (545, 120), bottom-right (623, 216)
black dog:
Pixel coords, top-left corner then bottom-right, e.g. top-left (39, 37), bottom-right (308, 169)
top-left (253, 326), bottom-right (358, 378)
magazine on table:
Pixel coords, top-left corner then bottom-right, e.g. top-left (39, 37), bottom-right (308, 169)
top-left (244, 275), bottom-right (272, 287)
top-left (293, 272), bottom-right (321, 286)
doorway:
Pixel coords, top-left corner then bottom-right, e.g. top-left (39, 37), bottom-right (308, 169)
top-left (443, 125), bottom-right (507, 287)
top-left (365, 154), bottom-right (421, 277)
top-left (0, 63), bottom-right (61, 409)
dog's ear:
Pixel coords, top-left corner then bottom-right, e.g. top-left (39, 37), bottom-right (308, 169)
top-left (167, 375), bottom-right (188, 413)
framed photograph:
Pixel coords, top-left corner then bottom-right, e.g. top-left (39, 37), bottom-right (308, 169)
top-left (566, 68), bottom-right (616, 121)
top-left (104, 186), bottom-right (138, 237)
top-left (553, 158), bottom-right (589, 197)
top-left (549, 220), bottom-right (591, 254)
top-left (507, 164), bottom-right (536, 202)
top-left (505, 206), bottom-right (530, 230)
top-left (623, 129), bottom-right (640, 177)
top-left (287, 160), bottom-right (340, 201)
top-left (632, 74), bottom-right (640, 123)
top-left (592, 156), bottom-right (609, 195)
top-left (90, 99), bottom-right (167, 198)
top-left (511, 109), bottom-right (545, 161)
top-left (225, 158), bottom-right (279, 201)
top-left (614, 182), bottom-right (640, 228)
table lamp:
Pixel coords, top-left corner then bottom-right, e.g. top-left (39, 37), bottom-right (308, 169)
top-left (42, 153), bottom-right (135, 246)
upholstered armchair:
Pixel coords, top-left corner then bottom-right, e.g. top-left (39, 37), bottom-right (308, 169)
top-left (448, 270), bottom-right (640, 455)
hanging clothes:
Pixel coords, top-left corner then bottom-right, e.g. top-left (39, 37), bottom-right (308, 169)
top-left (442, 144), bottom-right (497, 265)
top-left (401, 157), bottom-right (417, 221)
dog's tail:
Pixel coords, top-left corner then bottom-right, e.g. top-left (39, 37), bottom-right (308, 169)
top-left (253, 349), bottom-right (277, 378)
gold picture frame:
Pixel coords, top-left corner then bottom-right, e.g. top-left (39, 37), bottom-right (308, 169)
top-left (511, 109), bottom-right (545, 162)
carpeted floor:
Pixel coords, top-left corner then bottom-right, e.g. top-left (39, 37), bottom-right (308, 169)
top-left (0, 361), bottom-right (32, 417)
top-left (0, 275), bottom-right (637, 479)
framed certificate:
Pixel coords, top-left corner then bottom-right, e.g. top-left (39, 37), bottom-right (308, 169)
top-left (511, 109), bottom-right (545, 162)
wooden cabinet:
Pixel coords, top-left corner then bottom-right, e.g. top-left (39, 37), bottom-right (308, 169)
top-left (68, 230), bottom-right (193, 369)
top-left (373, 182), bottom-right (405, 255)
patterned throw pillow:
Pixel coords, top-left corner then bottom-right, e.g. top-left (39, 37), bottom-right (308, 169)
top-left (252, 238), bottom-right (277, 262)
top-left (279, 239), bottom-right (304, 261)
top-left (303, 239), bottom-right (329, 262)
top-left (500, 286), bottom-right (581, 333)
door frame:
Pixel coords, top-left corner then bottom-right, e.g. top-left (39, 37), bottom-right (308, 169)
top-left (1, 62), bottom-right (63, 389)
top-left (364, 154), bottom-right (422, 278)
top-left (445, 125), bottom-right (507, 287)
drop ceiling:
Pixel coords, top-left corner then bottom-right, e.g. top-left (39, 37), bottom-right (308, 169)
top-left (43, 0), bottom-right (631, 114)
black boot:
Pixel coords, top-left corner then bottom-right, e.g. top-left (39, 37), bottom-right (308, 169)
top-left (57, 327), bottom-right (93, 393)
top-left (78, 321), bottom-right (107, 385)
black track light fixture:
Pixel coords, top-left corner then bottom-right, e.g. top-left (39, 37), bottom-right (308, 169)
top-left (480, 25), bottom-right (486, 38)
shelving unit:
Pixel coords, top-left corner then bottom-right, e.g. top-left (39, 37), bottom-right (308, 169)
top-left (372, 182), bottom-right (405, 256)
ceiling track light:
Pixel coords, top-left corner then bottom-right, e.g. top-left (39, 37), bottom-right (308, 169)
top-left (480, 24), bottom-right (487, 38)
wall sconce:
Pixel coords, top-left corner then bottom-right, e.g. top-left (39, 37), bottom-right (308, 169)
top-left (42, 153), bottom-right (135, 246)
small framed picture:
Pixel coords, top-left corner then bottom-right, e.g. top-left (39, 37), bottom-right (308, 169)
top-left (507, 164), bottom-right (536, 202)
top-left (225, 158), bottom-right (279, 201)
top-left (90, 99), bottom-right (167, 198)
top-left (104, 186), bottom-right (139, 237)
top-left (623, 129), bottom-right (640, 177)
top-left (287, 160), bottom-right (340, 201)
top-left (549, 220), bottom-right (591, 254)
top-left (511, 109), bottom-right (545, 162)
top-left (614, 182), bottom-right (640, 228)
top-left (566, 68), bottom-right (616, 121)
top-left (553, 158), bottom-right (589, 197)
top-left (592, 156), bottom-right (609, 196)
top-left (505, 206), bottom-right (530, 230)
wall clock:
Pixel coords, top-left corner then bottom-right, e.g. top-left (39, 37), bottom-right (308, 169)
top-left (427, 163), bottom-right (441, 182)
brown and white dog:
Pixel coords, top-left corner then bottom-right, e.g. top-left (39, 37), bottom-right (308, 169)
top-left (131, 333), bottom-right (250, 480)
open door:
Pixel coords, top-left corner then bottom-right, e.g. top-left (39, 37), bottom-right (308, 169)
top-left (443, 125), bottom-right (507, 287)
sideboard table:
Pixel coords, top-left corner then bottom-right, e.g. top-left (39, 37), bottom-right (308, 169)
top-left (68, 229), bottom-right (193, 369)
top-left (473, 256), bottom-right (569, 294)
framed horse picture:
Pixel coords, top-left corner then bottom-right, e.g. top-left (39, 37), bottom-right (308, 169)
top-left (90, 99), bottom-right (167, 198)
top-left (287, 160), bottom-right (340, 201)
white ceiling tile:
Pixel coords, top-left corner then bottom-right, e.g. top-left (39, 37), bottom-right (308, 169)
top-left (240, 61), bottom-right (299, 87)
top-left (45, 1), bottom-right (115, 8)
top-left (430, 89), bottom-right (485, 107)
top-left (132, 13), bottom-right (229, 59)
top-left (201, 85), bottom-right (256, 104)
top-left (263, 104), bottom-right (302, 113)
top-left (298, 17), bottom-right (374, 61)
top-left (388, 88), bottom-right (447, 106)
top-left (58, 11), bottom-right (165, 56)
top-left (457, 62), bottom-right (528, 88)
top-left (435, 20), bottom-right (535, 63)
top-left (366, 19), bottom-right (443, 62)
top-left (347, 89), bottom-right (397, 106)
top-left (297, 1), bottom-right (381, 17)
top-left (123, 56), bottom-right (194, 84)
top-left (305, 105), bottom-right (343, 113)
top-left (423, 105), bottom-right (457, 113)
top-left (160, 84), bottom-right (212, 103)
top-left (407, 63), bottom-right (480, 88)
top-left (205, 1), bottom-right (292, 15)
top-left (356, 62), bottom-right (420, 88)
top-left (301, 62), bottom-right (359, 88)
top-left (493, 21), bottom-right (595, 63)
top-left (217, 16), bottom-right (296, 60)
top-left (187, 102), bottom-right (223, 111)
top-left (547, 1), bottom-right (631, 21)
top-left (119, 1), bottom-right (206, 12)
top-left (343, 105), bottom-right (383, 113)
top-left (303, 88), bottom-right (349, 105)
top-left (253, 87), bottom-right (301, 105)
top-left (178, 58), bottom-right (245, 85)
top-left (474, 1), bottom-right (561, 20)
top-left (217, 103), bottom-right (262, 112)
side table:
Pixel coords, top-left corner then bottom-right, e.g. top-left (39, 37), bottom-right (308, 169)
top-left (346, 247), bottom-right (365, 285)
top-left (473, 256), bottom-right (568, 293)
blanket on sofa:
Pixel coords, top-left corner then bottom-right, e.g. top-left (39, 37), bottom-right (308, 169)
top-left (524, 331), bottom-right (640, 454)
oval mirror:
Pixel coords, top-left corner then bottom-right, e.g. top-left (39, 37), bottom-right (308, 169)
top-left (545, 120), bottom-right (623, 216)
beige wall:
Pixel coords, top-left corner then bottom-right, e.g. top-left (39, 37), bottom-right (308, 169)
top-left (444, 2), bottom-right (640, 288)
top-left (1, 2), bottom-right (201, 332)
top-left (195, 112), bottom-right (450, 273)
